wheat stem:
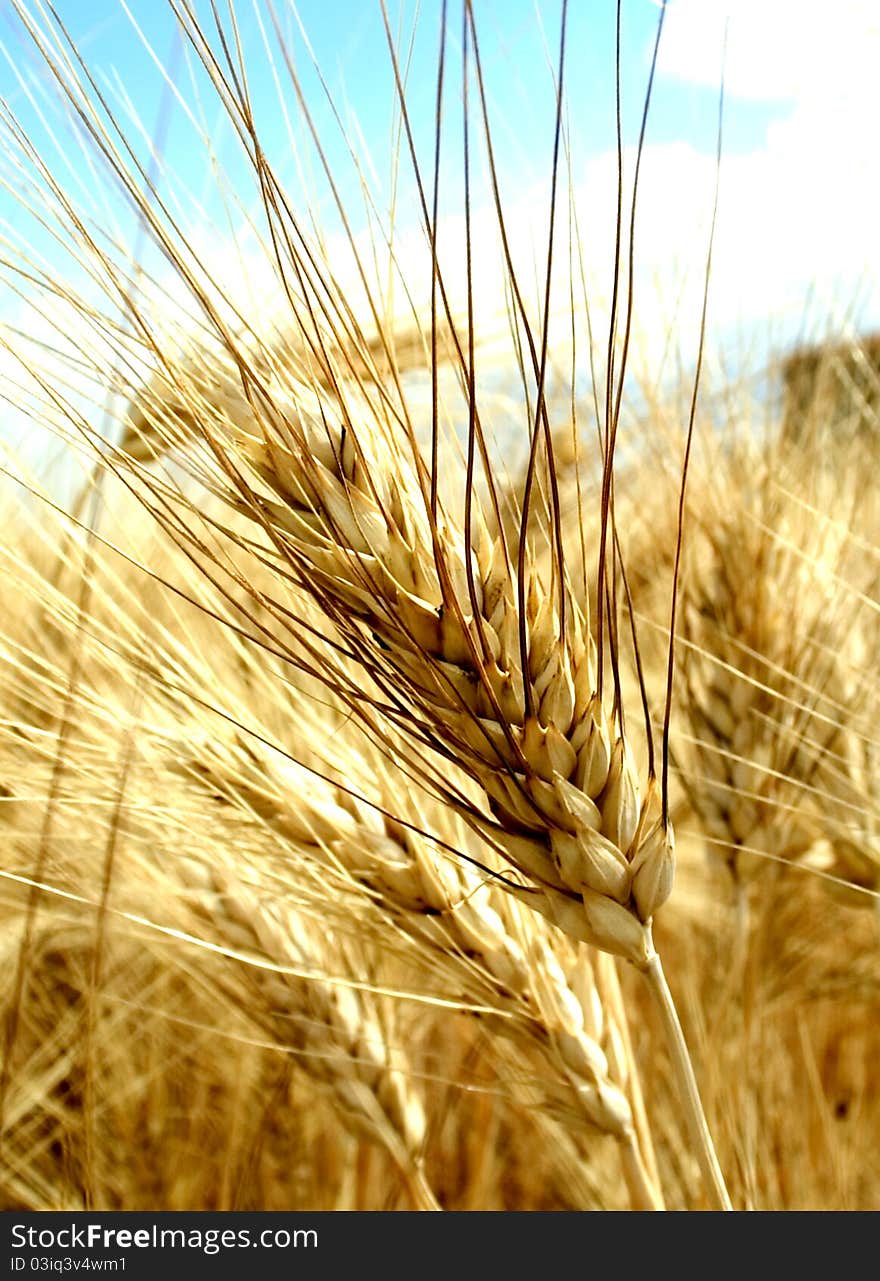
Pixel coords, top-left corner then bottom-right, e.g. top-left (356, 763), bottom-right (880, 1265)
top-left (619, 1127), bottom-right (663, 1212)
top-left (642, 944), bottom-right (732, 1211)
top-left (595, 953), bottom-right (663, 1198)
top-left (404, 1165), bottom-right (443, 1212)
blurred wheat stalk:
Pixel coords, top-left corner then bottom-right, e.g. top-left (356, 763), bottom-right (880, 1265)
top-left (0, 0), bottom-right (877, 1211)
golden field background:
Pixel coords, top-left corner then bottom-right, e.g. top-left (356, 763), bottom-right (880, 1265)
top-left (0, 1), bottom-right (878, 1211)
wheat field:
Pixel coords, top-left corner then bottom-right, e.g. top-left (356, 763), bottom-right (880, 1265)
top-left (0, 1), bottom-right (878, 1212)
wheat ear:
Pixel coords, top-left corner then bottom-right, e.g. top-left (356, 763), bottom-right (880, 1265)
top-left (680, 459), bottom-right (878, 903)
top-left (202, 375), bottom-right (667, 960)
top-left (128, 354), bottom-right (729, 1207)
top-left (175, 851), bottom-right (439, 1211)
top-left (181, 729), bottom-right (664, 1209)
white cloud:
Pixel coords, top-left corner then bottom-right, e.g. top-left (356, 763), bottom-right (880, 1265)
top-left (636, 0), bottom-right (880, 345)
top-left (657, 0), bottom-right (880, 105)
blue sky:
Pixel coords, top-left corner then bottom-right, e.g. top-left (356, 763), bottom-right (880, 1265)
top-left (0, 0), bottom-right (783, 191)
top-left (0, 1), bottom-right (877, 386)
